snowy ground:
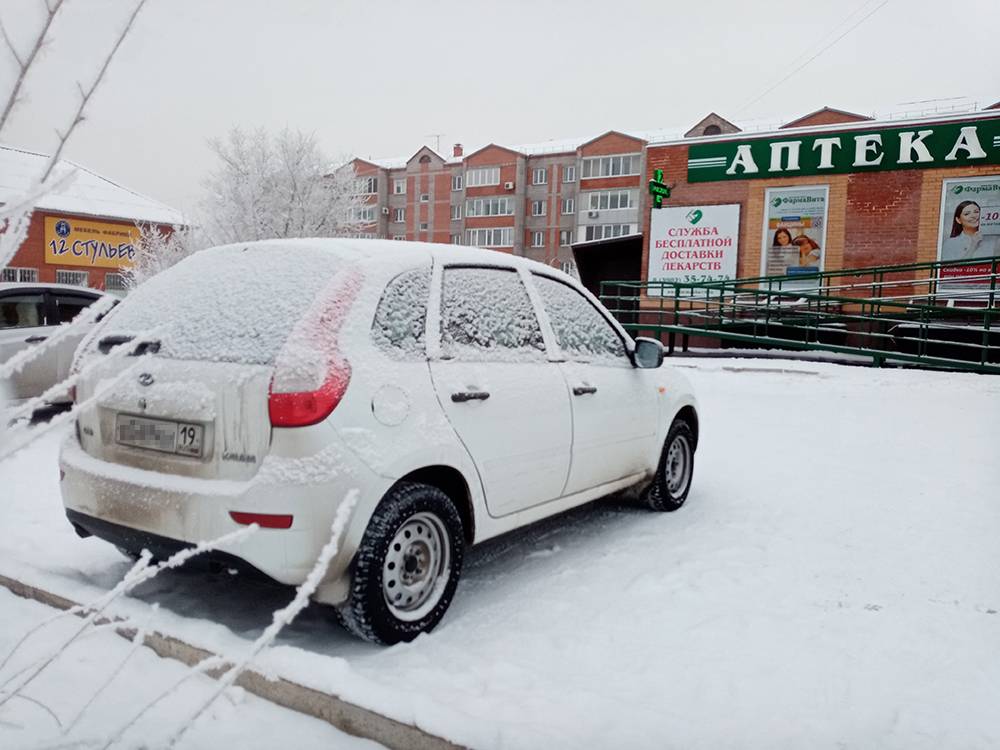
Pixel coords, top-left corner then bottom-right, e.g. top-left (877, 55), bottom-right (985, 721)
top-left (1, 358), bottom-right (999, 749)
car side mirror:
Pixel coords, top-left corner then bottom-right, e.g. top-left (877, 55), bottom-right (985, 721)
top-left (632, 337), bottom-right (664, 369)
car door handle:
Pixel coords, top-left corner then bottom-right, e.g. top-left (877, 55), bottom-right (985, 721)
top-left (572, 385), bottom-right (598, 396)
top-left (451, 391), bottom-right (490, 403)
top-left (24, 335), bottom-right (48, 344)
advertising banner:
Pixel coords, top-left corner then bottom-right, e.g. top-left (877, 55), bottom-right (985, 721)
top-left (937, 175), bottom-right (1000, 291)
top-left (44, 216), bottom-right (139, 269)
top-left (761, 186), bottom-right (828, 286)
top-left (647, 204), bottom-right (740, 296)
top-left (688, 117), bottom-right (1000, 182)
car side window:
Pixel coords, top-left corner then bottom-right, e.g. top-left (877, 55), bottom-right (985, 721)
top-left (371, 268), bottom-right (431, 359)
top-left (0, 294), bottom-right (46, 329)
top-left (440, 267), bottom-right (545, 362)
top-left (53, 294), bottom-right (98, 325)
top-left (532, 274), bottom-right (629, 366)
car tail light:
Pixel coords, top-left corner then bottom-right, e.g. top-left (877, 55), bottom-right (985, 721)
top-left (229, 511), bottom-right (293, 529)
top-left (268, 362), bottom-right (350, 427)
top-left (268, 267), bottom-right (361, 429)
top-left (69, 384), bottom-right (77, 403)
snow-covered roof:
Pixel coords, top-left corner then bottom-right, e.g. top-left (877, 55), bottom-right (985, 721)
top-left (0, 144), bottom-right (183, 225)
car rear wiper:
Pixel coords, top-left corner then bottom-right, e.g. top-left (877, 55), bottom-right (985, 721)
top-left (97, 335), bottom-right (160, 355)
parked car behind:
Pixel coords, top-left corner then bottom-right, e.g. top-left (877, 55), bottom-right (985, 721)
top-left (60, 239), bottom-right (699, 644)
top-left (0, 282), bottom-right (110, 403)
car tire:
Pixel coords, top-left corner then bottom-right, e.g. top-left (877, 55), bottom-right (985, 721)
top-left (643, 418), bottom-right (696, 512)
top-left (335, 482), bottom-right (464, 645)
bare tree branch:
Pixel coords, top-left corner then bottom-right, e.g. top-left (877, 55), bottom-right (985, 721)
top-left (41, 0), bottom-right (149, 182)
top-left (0, 0), bottom-right (66, 134)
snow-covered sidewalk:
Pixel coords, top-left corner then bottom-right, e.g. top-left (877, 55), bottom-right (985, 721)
top-left (2, 359), bottom-right (999, 749)
top-left (0, 587), bottom-right (379, 749)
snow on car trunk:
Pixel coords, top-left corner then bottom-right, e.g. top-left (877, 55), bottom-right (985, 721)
top-left (73, 244), bottom-right (353, 481)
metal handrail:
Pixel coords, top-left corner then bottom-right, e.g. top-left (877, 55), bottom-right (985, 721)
top-left (598, 255), bottom-right (1000, 374)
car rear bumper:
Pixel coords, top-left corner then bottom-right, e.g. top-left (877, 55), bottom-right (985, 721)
top-left (66, 508), bottom-right (276, 581)
top-left (58, 433), bottom-right (380, 594)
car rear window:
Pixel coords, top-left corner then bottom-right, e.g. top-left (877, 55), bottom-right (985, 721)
top-left (96, 246), bottom-right (348, 365)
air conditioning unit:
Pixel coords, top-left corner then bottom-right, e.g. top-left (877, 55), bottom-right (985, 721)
top-left (587, 210), bottom-right (599, 218)
top-left (381, 207), bottom-right (390, 215)
top-left (504, 181), bottom-right (515, 190)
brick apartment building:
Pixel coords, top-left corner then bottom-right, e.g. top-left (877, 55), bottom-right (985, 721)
top-left (0, 145), bottom-right (182, 293)
top-left (347, 130), bottom-right (650, 274)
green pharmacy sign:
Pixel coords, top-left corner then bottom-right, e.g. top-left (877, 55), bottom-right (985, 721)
top-left (648, 168), bottom-right (671, 208)
top-left (687, 117), bottom-right (1000, 182)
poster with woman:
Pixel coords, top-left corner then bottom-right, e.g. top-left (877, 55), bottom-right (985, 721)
top-left (937, 176), bottom-right (1000, 291)
top-left (761, 186), bottom-right (829, 289)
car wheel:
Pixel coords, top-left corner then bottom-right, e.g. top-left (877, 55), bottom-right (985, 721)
top-left (643, 418), bottom-right (696, 512)
top-left (335, 482), bottom-right (464, 645)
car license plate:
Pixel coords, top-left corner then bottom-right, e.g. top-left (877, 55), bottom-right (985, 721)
top-left (115, 414), bottom-right (204, 457)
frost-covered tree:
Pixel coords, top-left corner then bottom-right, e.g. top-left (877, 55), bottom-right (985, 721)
top-left (124, 223), bottom-right (202, 289)
top-left (199, 127), bottom-right (368, 246)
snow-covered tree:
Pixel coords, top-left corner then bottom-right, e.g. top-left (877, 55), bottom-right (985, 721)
top-left (124, 223), bottom-right (202, 289)
top-left (199, 127), bottom-right (368, 246)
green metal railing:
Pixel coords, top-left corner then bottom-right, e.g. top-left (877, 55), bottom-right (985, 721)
top-left (599, 256), bottom-right (1000, 374)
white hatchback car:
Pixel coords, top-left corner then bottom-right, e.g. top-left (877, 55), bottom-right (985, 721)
top-left (60, 239), bottom-right (699, 644)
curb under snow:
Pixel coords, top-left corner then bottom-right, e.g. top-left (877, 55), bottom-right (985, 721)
top-left (0, 572), bottom-right (463, 750)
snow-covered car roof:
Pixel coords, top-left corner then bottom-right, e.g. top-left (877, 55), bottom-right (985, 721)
top-left (200, 237), bottom-right (573, 279)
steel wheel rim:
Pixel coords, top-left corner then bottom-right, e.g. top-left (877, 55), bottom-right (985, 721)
top-left (665, 434), bottom-right (691, 497)
top-left (382, 511), bottom-right (451, 622)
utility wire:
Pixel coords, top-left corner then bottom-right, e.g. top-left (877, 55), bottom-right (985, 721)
top-left (738, 0), bottom-right (890, 114)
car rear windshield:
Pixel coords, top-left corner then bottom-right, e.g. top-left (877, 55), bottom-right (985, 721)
top-left (97, 246), bottom-right (347, 365)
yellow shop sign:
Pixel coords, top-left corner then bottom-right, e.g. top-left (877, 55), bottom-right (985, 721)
top-left (44, 216), bottom-right (139, 269)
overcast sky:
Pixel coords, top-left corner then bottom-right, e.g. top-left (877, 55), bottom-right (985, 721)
top-left (2, 0), bottom-right (998, 216)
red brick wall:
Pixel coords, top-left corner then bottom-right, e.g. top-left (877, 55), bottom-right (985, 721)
top-left (843, 171), bottom-right (922, 267)
top-left (580, 132), bottom-right (645, 157)
top-left (781, 111), bottom-right (872, 129)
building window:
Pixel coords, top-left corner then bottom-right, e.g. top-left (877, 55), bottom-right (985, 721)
top-left (531, 231), bottom-right (544, 247)
top-left (1, 267), bottom-right (38, 283)
top-left (580, 154), bottom-right (639, 179)
top-left (465, 166), bottom-right (500, 187)
top-left (586, 189), bottom-right (635, 211)
top-left (563, 165), bottom-right (576, 183)
top-left (531, 200), bottom-right (546, 217)
top-left (55, 270), bottom-right (89, 287)
top-left (465, 196), bottom-right (514, 217)
top-left (350, 205), bottom-right (376, 222)
top-left (392, 234), bottom-right (406, 241)
top-left (452, 174), bottom-right (463, 191)
top-left (561, 198), bottom-right (575, 215)
top-left (420, 193), bottom-right (430, 202)
top-left (451, 204), bottom-right (462, 220)
top-left (104, 272), bottom-right (126, 292)
top-left (560, 259), bottom-right (578, 277)
top-left (394, 207), bottom-right (405, 223)
top-left (419, 222), bottom-right (429, 231)
top-left (357, 176), bottom-right (378, 194)
top-left (703, 124), bottom-right (722, 136)
top-left (584, 224), bottom-right (633, 241)
top-left (450, 234), bottom-right (462, 244)
top-left (466, 227), bottom-right (513, 247)
top-left (532, 167), bottom-right (547, 185)
top-left (393, 178), bottom-right (406, 194)
top-left (559, 230), bottom-right (573, 247)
